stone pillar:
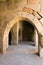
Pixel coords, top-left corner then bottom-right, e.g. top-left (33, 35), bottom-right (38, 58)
top-left (18, 22), bottom-right (23, 42)
top-left (17, 22), bottom-right (19, 45)
top-left (11, 23), bottom-right (17, 45)
top-left (38, 34), bottom-right (43, 57)
top-left (34, 30), bottom-right (38, 46)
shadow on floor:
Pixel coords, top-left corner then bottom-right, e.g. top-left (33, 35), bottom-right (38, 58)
top-left (19, 41), bottom-right (35, 46)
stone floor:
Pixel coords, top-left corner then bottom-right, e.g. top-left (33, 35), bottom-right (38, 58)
top-left (0, 41), bottom-right (43, 65)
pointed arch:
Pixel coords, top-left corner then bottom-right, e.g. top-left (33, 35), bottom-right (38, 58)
top-left (3, 11), bottom-right (43, 52)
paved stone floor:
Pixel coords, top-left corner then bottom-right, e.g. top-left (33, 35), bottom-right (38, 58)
top-left (0, 42), bottom-right (43, 65)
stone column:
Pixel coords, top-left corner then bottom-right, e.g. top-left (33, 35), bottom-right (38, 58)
top-left (17, 22), bottom-right (19, 45)
top-left (18, 22), bottom-right (23, 42)
top-left (11, 23), bottom-right (17, 45)
top-left (34, 30), bottom-right (38, 46)
top-left (38, 34), bottom-right (43, 57)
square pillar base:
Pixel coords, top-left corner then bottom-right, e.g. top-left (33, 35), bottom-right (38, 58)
top-left (38, 48), bottom-right (43, 57)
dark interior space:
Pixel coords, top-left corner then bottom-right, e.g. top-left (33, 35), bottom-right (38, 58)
top-left (9, 31), bottom-right (12, 45)
top-left (22, 20), bottom-right (34, 41)
top-left (8, 20), bottom-right (35, 45)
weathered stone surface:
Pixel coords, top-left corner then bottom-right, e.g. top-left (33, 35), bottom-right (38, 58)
top-left (28, 0), bottom-right (40, 4)
top-left (0, 0), bottom-right (43, 56)
top-left (38, 34), bottom-right (43, 57)
top-left (34, 30), bottom-right (38, 46)
top-left (40, 0), bottom-right (43, 14)
top-left (28, 0), bottom-right (40, 12)
top-left (11, 23), bottom-right (17, 45)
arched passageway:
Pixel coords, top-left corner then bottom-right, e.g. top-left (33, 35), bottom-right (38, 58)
top-left (8, 20), bottom-right (38, 46)
top-left (2, 11), bottom-right (43, 57)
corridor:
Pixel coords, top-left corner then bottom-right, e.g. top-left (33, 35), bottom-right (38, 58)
top-left (0, 42), bottom-right (43, 65)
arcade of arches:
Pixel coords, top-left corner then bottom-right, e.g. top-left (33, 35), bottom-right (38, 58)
top-left (0, 0), bottom-right (43, 57)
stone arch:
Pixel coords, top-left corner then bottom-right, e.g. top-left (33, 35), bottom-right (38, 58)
top-left (3, 11), bottom-right (43, 52)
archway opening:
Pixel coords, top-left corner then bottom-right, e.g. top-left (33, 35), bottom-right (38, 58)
top-left (7, 19), bottom-right (38, 55)
top-left (8, 20), bottom-right (38, 46)
top-left (3, 13), bottom-right (39, 54)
